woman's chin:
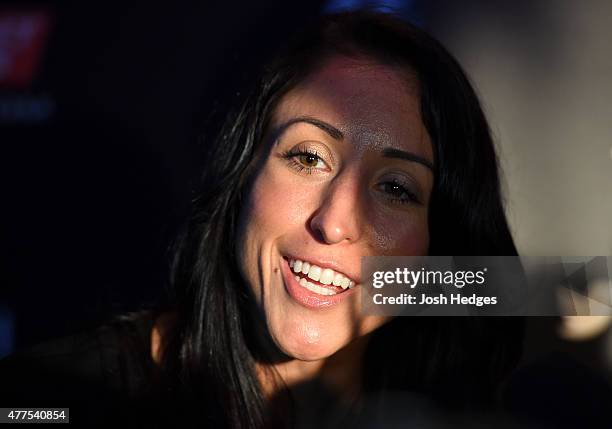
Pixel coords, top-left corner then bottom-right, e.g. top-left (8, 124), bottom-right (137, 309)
top-left (274, 331), bottom-right (349, 362)
top-left (281, 346), bottom-right (340, 362)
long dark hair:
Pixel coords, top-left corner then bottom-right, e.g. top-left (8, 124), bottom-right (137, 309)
top-left (156, 10), bottom-right (523, 428)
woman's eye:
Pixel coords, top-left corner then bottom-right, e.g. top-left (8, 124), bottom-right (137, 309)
top-left (297, 153), bottom-right (325, 169)
top-left (377, 180), bottom-right (420, 205)
top-left (280, 147), bottom-right (330, 174)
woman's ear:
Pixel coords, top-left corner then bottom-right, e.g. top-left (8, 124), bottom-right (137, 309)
top-left (150, 311), bottom-right (178, 365)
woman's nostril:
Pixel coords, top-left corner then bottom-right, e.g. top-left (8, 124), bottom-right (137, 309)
top-left (312, 225), bottom-right (327, 244)
top-left (310, 213), bottom-right (355, 244)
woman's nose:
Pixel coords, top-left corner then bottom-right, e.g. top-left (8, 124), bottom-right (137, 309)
top-left (309, 174), bottom-right (363, 245)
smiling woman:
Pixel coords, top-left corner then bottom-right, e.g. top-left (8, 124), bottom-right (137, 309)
top-left (236, 55), bottom-right (433, 363)
top-left (0, 10), bottom-right (523, 429)
top-left (153, 10), bottom-right (522, 428)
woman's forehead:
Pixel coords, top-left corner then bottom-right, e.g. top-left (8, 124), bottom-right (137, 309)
top-left (271, 55), bottom-right (432, 159)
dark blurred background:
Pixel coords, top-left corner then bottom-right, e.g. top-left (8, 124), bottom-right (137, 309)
top-left (0, 0), bottom-right (437, 357)
top-left (0, 0), bottom-right (334, 350)
top-left (1, 0), bottom-right (611, 426)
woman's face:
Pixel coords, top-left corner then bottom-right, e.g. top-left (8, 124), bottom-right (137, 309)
top-left (237, 55), bottom-right (434, 361)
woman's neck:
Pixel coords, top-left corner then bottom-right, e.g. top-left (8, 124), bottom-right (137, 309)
top-left (256, 333), bottom-right (371, 406)
top-left (151, 310), bottom-right (370, 414)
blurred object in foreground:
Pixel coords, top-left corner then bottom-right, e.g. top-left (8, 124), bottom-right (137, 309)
top-left (559, 316), bottom-right (611, 342)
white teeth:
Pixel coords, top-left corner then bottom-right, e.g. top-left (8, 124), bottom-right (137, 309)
top-left (340, 277), bottom-right (350, 289)
top-left (320, 268), bottom-right (335, 285)
top-left (294, 275), bottom-right (335, 295)
top-left (332, 272), bottom-right (343, 286)
top-left (288, 258), bottom-right (357, 291)
top-left (304, 280), bottom-right (335, 295)
top-left (307, 265), bottom-right (321, 282)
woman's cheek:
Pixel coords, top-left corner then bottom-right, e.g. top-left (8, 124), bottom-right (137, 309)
top-left (370, 210), bottom-right (430, 255)
top-left (250, 168), bottom-right (314, 230)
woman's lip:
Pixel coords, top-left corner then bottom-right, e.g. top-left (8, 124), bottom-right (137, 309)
top-left (281, 256), bottom-right (357, 309)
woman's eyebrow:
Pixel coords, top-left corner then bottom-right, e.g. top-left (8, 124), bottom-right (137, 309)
top-left (382, 147), bottom-right (434, 172)
top-left (274, 116), bottom-right (344, 141)
top-left (273, 118), bottom-right (433, 171)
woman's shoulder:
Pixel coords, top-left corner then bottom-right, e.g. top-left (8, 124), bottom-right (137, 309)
top-left (0, 309), bottom-right (157, 407)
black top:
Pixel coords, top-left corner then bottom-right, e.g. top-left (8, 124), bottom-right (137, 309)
top-left (0, 310), bottom-right (159, 426)
top-left (0, 311), bottom-right (450, 428)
